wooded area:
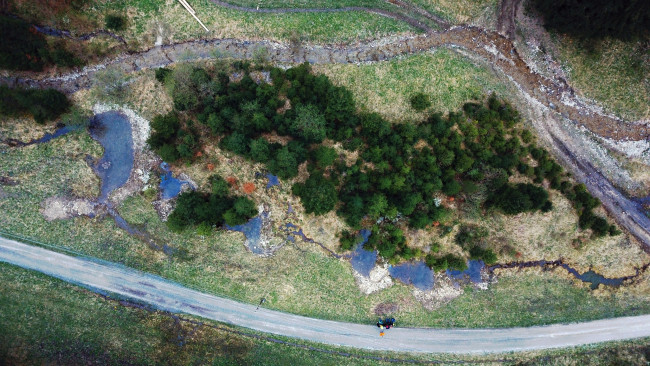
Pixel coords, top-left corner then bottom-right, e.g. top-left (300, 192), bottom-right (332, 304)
top-left (149, 62), bottom-right (619, 267)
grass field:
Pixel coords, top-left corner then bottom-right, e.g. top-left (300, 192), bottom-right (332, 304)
top-left (11, 0), bottom-right (417, 52)
top-left (409, 0), bottom-right (498, 25)
top-left (1, 118), bottom-right (649, 329)
top-left (314, 48), bottom-right (508, 122)
top-left (209, 0), bottom-right (386, 9)
top-left (2, 263), bottom-right (650, 365)
top-left (555, 36), bottom-right (649, 121)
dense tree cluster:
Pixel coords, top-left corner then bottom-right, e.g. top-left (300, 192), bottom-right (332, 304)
top-left (530, 0), bottom-right (650, 40)
top-left (166, 176), bottom-right (257, 232)
top-left (150, 62), bottom-right (619, 263)
top-left (0, 15), bottom-right (82, 71)
top-left (0, 85), bottom-right (70, 123)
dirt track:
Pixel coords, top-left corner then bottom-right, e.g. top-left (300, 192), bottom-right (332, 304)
top-left (2, 24), bottom-right (646, 142)
top-left (2, 236), bottom-right (650, 354)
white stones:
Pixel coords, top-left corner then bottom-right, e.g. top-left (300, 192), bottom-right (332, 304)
top-left (353, 264), bottom-right (393, 295)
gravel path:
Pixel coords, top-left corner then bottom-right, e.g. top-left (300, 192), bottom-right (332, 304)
top-left (2, 236), bottom-right (650, 354)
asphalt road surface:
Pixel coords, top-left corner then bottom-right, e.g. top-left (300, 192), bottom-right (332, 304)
top-left (2, 236), bottom-right (649, 354)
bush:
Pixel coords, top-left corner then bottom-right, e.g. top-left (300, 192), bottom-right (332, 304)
top-left (442, 179), bottom-right (462, 196)
top-left (47, 45), bottom-right (83, 68)
top-left (167, 180), bottom-right (256, 231)
top-left (292, 174), bottom-right (338, 215)
top-left (486, 183), bottom-right (550, 215)
top-left (249, 138), bottom-right (271, 163)
top-left (149, 112), bottom-right (180, 143)
top-left (365, 224), bottom-right (406, 260)
top-left (0, 86), bottom-right (70, 124)
top-left (224, 197), bottom-right (258, 226)
top-left (469, 246), bottom-right (497, 264)
top-left (426, 253), bottom-right (467, 272)
top-left (270, 146), bottom-right (298, 179)
top-left (339, 230), bottom-right (358, 251)
top-left (157, 143), bottom-right (180, 162)
top-left (105, 15), bottom-right (127, 31)
top-left (410, 93), bottom-right (431, 111)
top-left (291, 104), bottom-right (327, 143)
top-left (312, 146), bottom-right (338, 167)
top-left (155, 68), bottom-right (172, 83)
top-left (425, 254), bottom-right (448, 272)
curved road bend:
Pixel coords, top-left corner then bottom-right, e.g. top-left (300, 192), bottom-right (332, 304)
top-left (2, 237), bottom-right (650, 354)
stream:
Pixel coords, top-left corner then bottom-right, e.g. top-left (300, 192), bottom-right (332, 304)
top-left (348, 231), bottom-right (638, 291)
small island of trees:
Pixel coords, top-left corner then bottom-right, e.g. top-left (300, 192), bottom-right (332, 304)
top-left (149, 61), bottom-right (619, 270)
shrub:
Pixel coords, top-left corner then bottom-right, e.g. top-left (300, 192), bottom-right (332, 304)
top-left (292, 174), bottom-right (338, 215)
top-left (445, 254), bottom-right (468, 271)
top-left (339, 230), bottom-right (358, 251)
top-left (0, 86), bottom-right (70, 124)
top-left (47, 45), bottom-right (83, 68)
top-left (410, 93), bottom-right (431, 111)
top-left (365, 224), bottom-right (406, 259)
top-left (469, 246), bottom-right (497, 264)
top-left (270, 147), bottom-right (299, 179)
top-left (155, 68), bottom-right (172, 83)
top-left (442, 179), bottom-right (462, 196)
top-left (291, 104), bottom-right (327, 143)
top-left (249, 138), bottom-right (271, 163)
top-left (486, 183), bottom-right (550, 215)
top-left (426, 253), bottom-right (467, 272)
top-left (313, 146), bottom-right (338, 167)
top-left (455, 225), bottom-right (488, 249)
top-left (520, 129), bottom-right (534, 144)
top-left (157, 143), bottom-right (180, 162)
top-left (211, 175), bottom-right (231, 197)
top-left (105, 15), bottom-right (127, 31)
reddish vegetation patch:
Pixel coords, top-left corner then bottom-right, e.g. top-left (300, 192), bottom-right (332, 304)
top-left (448, 197), bottom-right (455, 202)
top-left (243, 182), bottom-right (256, 194)
top-left (195, 151), bottom-right (203, 157)
top-left (206, 163), bottom-right (215, 171)
top-left (433, 221), bottom-right (440, 227)
top-left (226, 176), bottom-right (238, 189)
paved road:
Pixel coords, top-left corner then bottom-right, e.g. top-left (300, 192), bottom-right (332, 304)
top-left (2, 237), bottom-right (650, 354)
